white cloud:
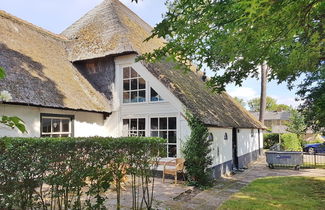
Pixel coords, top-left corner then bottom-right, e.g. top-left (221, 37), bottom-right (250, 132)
top-left (228, 87), bottom-right (259, 101)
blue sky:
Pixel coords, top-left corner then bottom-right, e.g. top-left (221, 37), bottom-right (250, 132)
top-left (0, 0), bottom-right (301, 107)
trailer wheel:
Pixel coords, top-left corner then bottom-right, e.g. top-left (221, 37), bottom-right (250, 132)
top-left (268, 164), bottom-right (274, 169)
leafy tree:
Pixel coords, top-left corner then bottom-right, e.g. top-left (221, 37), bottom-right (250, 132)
top-left (286, 109), bottom-right (307, 140)
top-left (132, 0), bottom-right (324, 131)
top-left (233, 97), bottom-right (246, 107)
top-left (248, 96), bottom-right (291, 112)
top-left (248, 96), bottom-right (276, 112)
top-left (0, 67), bottom-right (27, 133)
top-left (182, 112), bottom-right (213, 187)
top-left (297, 70), bottom-right (325, 134)
top-left (141, 0), bottom-right (323, 91)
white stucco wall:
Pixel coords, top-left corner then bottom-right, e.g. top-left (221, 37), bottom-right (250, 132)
top-left (208, 127), bottom-right (233, 167)
top-left (114, 55), bottom-right (189, 157)
top-left (0, 104), bottom-right (111, 137)
top-left (237, 128), bottom-right (260, 156)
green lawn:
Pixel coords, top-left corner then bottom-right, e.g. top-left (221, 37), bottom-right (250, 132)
top-left (220, 176), bottom-right (325, 210)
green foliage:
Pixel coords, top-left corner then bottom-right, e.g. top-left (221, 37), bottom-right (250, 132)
top-left (0, 116), bottom-right (27, 133)
top-left (182, 112), bottom-right (213, 187)
top-left (0, 67), bottom-right (5, 79)
top-left (141, 0), bottom-right (323, 92)
top-left (280, 133), bottom-right (302, 151)
top-left (263, 133), bottom-right (279, 149)
top-left (286, 109), bottom-right (307, 139)
top-left (298, 70), bottom-right (325, 134)
top-left (0, 66), bottom-right (27, 133)
top-left (248, 96), bottom-right (290, 112)
top-left (0, 137), bottom-right (165, 209)
top-left (233, 97), bottom-right (246, 107)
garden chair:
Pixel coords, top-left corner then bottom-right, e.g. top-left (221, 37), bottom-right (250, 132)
top-left (162, 158), bottom-right (185, 184)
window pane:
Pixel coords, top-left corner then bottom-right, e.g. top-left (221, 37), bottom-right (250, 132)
top-left (159, 131), bottom-right (167, 139)
top-left (123, 119), bottom-right (129, 127)
top-left (41, 134), bottom-right (51, 137)
top-left (151, 131), bottom-right (158, 137)
top-left (131, 79), bottom-right (138, 90)
top-left (138, 118), bottom-right (145, 130)
top-left (131, 91), bottom-right (138, 103)
top-left (130, 119), bottom-right (137, 130)
top-left (52, 134), bottom-right (60, 137)
top-left (151, 118), bottom-right (158, 130)
top-left (123, 67), bottom-right (130, 79)
top-left (138, 90), bottom-right (146, 102)
top-left (139, 78), bottom-right (146, 89)
top-left (42, 118), bottom-right (51, 133)
top-left (129, 131), bottom-right (138, 136)
top-left (123, 92), bottom-right (130, 103)
top-left (168, 131), bottom-right (177, 143)
top-left (123, 80), bottom-right (130, 91)
top-left (130, 68), bottom-right (138, 78)
top-left (150, 88), bottom-right (159, 101)
top-left (62, 119), bottom-right (70, 132)
top-left (52, 119), bottom-right (60, 132)
top-left (61, 134), bottom-right (69, 137)
top-left (168, 145), bottom-right (177, 158)
top-left (139, 131), bottom-right (146, 137)
top-left (168, 117), bottom-right (176, 129)
top-left (159, 118), bottom-right (167, 129)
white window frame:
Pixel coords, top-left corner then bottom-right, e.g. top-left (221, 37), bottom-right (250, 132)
top-left (122, 118), bottom-right (146, 137)
top-left (40, 114), bottom-right (73, 137)
top-left (122, 67), bottom-right (146, 104)
top-left (149, 87), bottom-right (164, 102)
top-left (150, 117), bottom-right (177, 158)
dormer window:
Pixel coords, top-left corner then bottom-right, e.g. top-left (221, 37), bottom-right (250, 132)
top-left (123, 67), bottom-right (146, 103)
top-left (150, 88), bottom-right (164, 102)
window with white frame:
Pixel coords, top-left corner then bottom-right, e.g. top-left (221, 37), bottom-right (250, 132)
top-left (150, 88), bottom-right (164, 102)
top-left (123, 67), bottom-right (146, 103)
top-left (123, 118), bottom-right (146, 137)
top-left (41, 114), bottom-right (73, 137)
top-left (150, 117), bottom-right (177, 157)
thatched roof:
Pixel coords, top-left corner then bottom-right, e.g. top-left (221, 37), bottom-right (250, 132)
top-left (0, 10), bottom-right (111, 113)
top-left (62, 0), bottom-right (164, 62)
top-left (62, 0), bottom-right (263, 128)
top-left (0, 0), bottom-right (263, 128)
top-left (143, 62), bottom-right (264, 128)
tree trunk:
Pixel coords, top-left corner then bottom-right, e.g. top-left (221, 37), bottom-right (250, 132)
top-left (259, 64), bottom-right (267, 124)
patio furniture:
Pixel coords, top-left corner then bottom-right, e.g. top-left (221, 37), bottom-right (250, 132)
top-left (162, 158), bottom-right (185, 184)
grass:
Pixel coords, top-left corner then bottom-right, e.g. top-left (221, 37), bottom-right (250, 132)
top-left (219, 176), bottom-right (325, 210)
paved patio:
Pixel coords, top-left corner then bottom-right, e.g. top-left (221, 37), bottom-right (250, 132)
top-left (96, 155), bottom-right (325, 209)
top-left (156, 156), bottom-right (325, 210)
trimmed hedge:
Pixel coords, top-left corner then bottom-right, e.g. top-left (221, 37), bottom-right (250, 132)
top-left (263, 133), bottom-right (280, 149)
top-left (0, 137), bottom-right (165, 210)
top-left (280, 133), bottom-right (302, 151)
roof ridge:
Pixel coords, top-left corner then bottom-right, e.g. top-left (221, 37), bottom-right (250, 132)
top-left (0, 10), bottom-right (68, 41)
top-left (113, 0), bottom-right (153, 32)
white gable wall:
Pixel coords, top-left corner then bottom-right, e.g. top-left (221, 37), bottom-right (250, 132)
top-left (0, 104), bottom-right (111, 137)
top-left (113, 54), bottom-right (191, 157)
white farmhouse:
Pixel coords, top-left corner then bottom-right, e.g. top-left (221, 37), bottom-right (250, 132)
top-left (0, 0), bottom-right (264, 177)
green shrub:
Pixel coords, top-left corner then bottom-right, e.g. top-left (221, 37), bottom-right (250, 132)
top-left (0, 137), bottom-right (165, 210)
top-left (280, 133), bottom-right (302, 151)
top-left (182, 113), bottom-right (213, 187)
top-left (263, 133), bottom-right (280, 149)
